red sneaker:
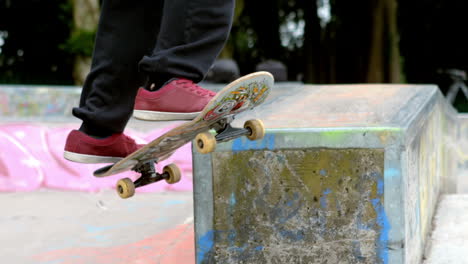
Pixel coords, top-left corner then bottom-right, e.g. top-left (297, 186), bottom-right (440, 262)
top-left (133, 78), bottom-right (216, 121)
top-left (63, 130), bottom-right (143, 164)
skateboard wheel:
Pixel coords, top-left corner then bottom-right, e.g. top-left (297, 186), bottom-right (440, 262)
top-left (195, 132), bottom-right (217, 154)
top-left (244, 119), bottom-right (265, 140)
top-left (164, 163), bottom-right (181, 184)
top-left (116, 178), bottom-right (135, 199)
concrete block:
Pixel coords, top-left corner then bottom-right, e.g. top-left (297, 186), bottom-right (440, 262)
top-left (193, 84), bottom-right (459, 264)
top-left (0, 85), bottom-right (81, 121)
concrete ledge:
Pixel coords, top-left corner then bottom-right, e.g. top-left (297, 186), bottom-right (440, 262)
top-left (193, 84), bottom-right (459, 264)
top-left (455, 114), bottom-right (468, 193)
top-left (0, 85), bottom-right (81, 121)
top-left (0, 82), bottom-right (301, 121)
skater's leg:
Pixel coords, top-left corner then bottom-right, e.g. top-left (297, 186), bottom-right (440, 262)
top-left (65, 0), bottom-right (163, 164)
top-left (139, 0), bottom-right (235, 83)
top-left (133, 0), bottom-right (235, 121)
top-left (73, 0), bottom-right (164, 135)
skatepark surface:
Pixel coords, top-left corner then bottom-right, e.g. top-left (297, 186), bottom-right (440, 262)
top-left (2, 82), bottom-right (468, 264)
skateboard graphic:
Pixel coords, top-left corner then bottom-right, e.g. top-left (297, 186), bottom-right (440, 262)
top-left (94, 71), bottom-right (274, 198)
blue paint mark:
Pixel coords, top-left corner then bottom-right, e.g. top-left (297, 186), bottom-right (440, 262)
top-left (385, 168), bottom-right (400, 178)
top-left (83, 223), bottom-right (135, 233)
top-left (320, 189), bottom-right (332, 209)
top-left (320, 169), bottom-right (327, 176)
top-left (279, 229), bottom-right (305, 241)
top-left (232, 134), bottom-right (275, 153)
top-left (254, 246), bottom-right (264, 251)
top-left (227, 230), bottom-right (237, 246)
top-left (154, 217), bottom-right (169, 223)
top-left (371, 179), bottom-right (390, 264)
top-left (278, 206), bottom-right (301, 224)
top-left (197, 230), bottom-right (214, 264)
top-left (92, 234), bottom-right (109, 242)
top-left (229, 245), bottom-right (247, 252)
top-left (276, 194), bottom-right (301, 224)
top-left (163, 199), bottom-right (186, 206)
top-left (83, 225), bottom-right (108, 233)
top-left (377, 179), bottom-right (384, 195)
top-left (230, 193), bottom-right (237, 206)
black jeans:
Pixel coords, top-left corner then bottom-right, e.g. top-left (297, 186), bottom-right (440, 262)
top-left (73, 0), bottom-right (234, 134)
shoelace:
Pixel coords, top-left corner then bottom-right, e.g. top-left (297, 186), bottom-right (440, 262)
top-left (175, 79), bottom-right (215, 97)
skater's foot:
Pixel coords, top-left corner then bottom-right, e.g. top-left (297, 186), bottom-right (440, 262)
top-left (133, 78), bottom-right (216, 121)
top-left (63, 130), bottom-right (143, 163)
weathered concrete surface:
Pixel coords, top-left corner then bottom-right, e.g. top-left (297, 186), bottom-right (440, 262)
top-left (193, 84), bottom-right (460, 264)
top-left (455, 115), bottom-right (468, 193)
top-left (0, 190), bottom-right (194, 264)
top-left (423, 195), bottom-right (468, 264)
top-left (211, 149), bottom-right (385, 263)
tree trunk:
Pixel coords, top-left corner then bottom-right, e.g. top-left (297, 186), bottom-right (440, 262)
top-left (71, 0), bottom-right (100, 85)
top-left (300, 0), bottom-right (322, 83)
top-left (366, 0), bottom-right (401, 83)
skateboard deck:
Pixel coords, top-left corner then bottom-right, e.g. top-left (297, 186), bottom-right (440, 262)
top-left (93, 71), bottom-right (273, 197)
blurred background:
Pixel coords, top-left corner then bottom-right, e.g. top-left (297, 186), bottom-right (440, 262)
top-left (1, 0), bottom-right (468, 110)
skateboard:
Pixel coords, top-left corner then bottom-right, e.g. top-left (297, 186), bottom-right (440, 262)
top-left (94, 71), bottom-right (274, 198)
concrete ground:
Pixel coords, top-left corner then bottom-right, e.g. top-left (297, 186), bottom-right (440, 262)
top-left (0, 190), bottom-right (194, 264)
top-left (0, 117), bottom-right (195, 264)
top-left (424, 195), bottom-right (468, 264)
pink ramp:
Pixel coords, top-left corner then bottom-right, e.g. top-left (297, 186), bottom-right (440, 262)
top-left (0, 124), bottom-right (44, 191)
top-left (0, 123), bottom-right (194, 192)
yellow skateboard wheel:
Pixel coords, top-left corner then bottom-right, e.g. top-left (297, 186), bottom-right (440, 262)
top-left (244, 119), bottom-right (265, 140)
top-left (164, 163), bottom-right (181, 184)
top-left (116, 178), bottom-right (135, 199)
top-left (195, 131), bottom-right (217, 154)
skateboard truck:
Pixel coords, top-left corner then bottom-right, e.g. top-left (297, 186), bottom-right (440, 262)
top-left (116, 161), bottom-right (181, 199)
top-left (208, 116), bottom-right (248, 143)
top-left (116, 118), bottom-right (263, 199)
top-left (195, 118), bottom-right (265, 154)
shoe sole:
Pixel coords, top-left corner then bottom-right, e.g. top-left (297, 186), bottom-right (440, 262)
top-left (133, 110), bottom-right (200, 121)
top-left (64, 151), bottom-right (123, 164)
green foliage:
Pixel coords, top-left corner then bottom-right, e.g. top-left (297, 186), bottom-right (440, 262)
top-left (58, 2), bottom-right (73, 27)
top-left (61, 30), bottom-right (96, 57)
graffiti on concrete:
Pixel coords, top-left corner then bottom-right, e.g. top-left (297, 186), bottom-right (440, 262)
top-left (0, 86), bottom-right (81, 119)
